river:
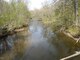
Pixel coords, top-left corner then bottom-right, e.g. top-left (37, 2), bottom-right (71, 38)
top-left (22, 20), bottom-right (59, 60)
top-left (0, 20), bottom-right (80, 60)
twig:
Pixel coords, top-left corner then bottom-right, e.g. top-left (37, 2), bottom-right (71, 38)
top-left (60, 51), bottom-right (80, 60)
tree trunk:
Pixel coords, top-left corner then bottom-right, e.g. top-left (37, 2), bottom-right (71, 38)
top-left (74, 0), bottom-right (79, 26)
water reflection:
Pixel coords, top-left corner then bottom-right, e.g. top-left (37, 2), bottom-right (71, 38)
top-left (23, 20), bottom-right (80, 60)
top-left (23, 20), bottom-right (59, 60)
top-left (6, 35), bottom-right (15, 49)
top-left (1, 20), bottom-right (80, 60)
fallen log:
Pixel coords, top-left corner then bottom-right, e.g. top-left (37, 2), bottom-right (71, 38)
top-left (56, 30), bottom-right (80, 45)
top-left (60, 51), bottom-right (80, 60)
top-left (56, 31), bottom-right (80, 59)
top-left (0, 24), bottom-right (28, 39)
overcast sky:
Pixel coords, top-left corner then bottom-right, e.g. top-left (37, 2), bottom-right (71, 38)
top-left (4, 0), bottom-right (52, 10)
top-left (28, 0), bottom-right (47, 10)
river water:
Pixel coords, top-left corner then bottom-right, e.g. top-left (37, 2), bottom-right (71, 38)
top-left (22, 20), bottom-right (59, 60)
top-left (0, 20), bottom-right (80, 60)
top-left (22, 20), bottom-right (80, 60)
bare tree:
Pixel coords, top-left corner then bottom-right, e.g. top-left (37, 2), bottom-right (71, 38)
top-left (74, 0), bottom-right (79, 26)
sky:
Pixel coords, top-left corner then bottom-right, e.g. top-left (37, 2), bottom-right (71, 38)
top-left (28, 0), bottom-right (47, 10)
top-left (4, 0), bottom-right (51, 10)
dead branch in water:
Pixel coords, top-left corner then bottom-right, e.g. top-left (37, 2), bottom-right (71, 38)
top-left (60, 51), bottom-right (80, 60)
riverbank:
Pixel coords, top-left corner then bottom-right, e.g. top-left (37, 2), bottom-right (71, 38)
top-left (0, 24), bottom-right (29, 55)
top-left (57, 29), bottom-right (80, 45)
top-left (43, 21), bottom-right (80, 59)
top-left (0, 27), bottom-right (28, 60)
top-left (0, 24), bottom-right (28, 39)
top-left (55, 30), bottom-right (80, 59)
